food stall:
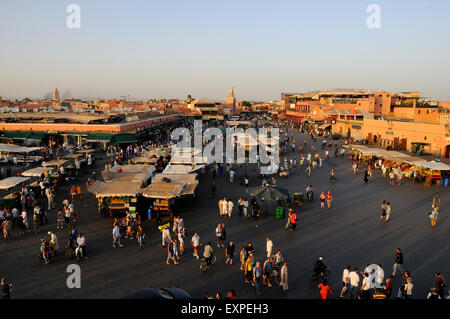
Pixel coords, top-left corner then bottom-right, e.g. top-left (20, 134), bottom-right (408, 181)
top-left (87, 180), bottom-right (143, 217)
top-left (409, 161), bottom-right (450, 186)
top-left (0, 176), bottom-right (31, 209)
top-left (142, 173), bottom-right (199, 218)
top-left (0, 143), bottom-right (44, 165)
top-left (103, 165), bottom-right (155, 186)
top-left (42, 159), bottom-right (69, 184)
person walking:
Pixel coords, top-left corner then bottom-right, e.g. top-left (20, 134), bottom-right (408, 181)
top-left (161, 227), bottom-right (171, 247)
top-left (48, 231), bottom-right (59, 256)
top-left (244, 252), bottom-right (255, 285)
top-left (348, 268), bottom-right (360, 299)
top-left (243, 198), bottom-right (249, 218)
top-left (435, 272), bottom-right (446, 299)
top-left (318, 279), bottom-right (333, 299)
top-left (191, 233), bottom-right (201, 259)
top-left (432, 193), bottom-right (440, 211)
top-left (239, 247), bottom-right (247, 271)
top-left (112, 224), bottom-right (123, 248)
top-left (215, 224), bottom-right (222, 248)
top-left (289, 210), bottom-right (297, 231)
top-left (166, 239), bottom-right (179, 265)
top-left (360, 272), bottom-right (371, 299)
top-left (229, 169), bottom-right (235, 184)
top-left (339, 265), bottom-right (351, 298)
top-left (227, 199), bottom-right (234, 219)
top-left (238, 197), bottom-right (243, 217)
top-left (391, 248), bottom-right (404, 278)
top-left (225, 241), bottom-right (235, 266)
top-left (385, 278), bottom-right (393, 299)
top-left (263, 257), bottom-right (274, 287)
top-left (136, 225), bottom-right (145, 250)
top-left (385, 202), bottom-right (392, 222)
top-left (380, 200), bottom-right (387, 222)
top-left (326, 191), bottom-right (332, 209)
top-left (266, 236), bottom-right (273, 258)
top-left (320, 192), bottom-right (326, 209)
top-left (404, 278), bottom-right (413, 299)
top-left (279, 262), bottom-right (288, 292)
top-left (429, 207), bottom-right (438, 227)
top-left (253, 261), bottom-right (263, 295)
top-left (220, 223), bottom-right (226, 248)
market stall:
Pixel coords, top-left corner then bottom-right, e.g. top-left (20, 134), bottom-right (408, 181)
top-left (409, 161), bottom-right (450, 186)
top-left (88, 180), bottom-right (143, 217)
top-left (0, 176), bottom-right (31, 209)
top-left (0, 143), bottom-right (44, 164)
top-left (163, 164), bottom-right (205, 174)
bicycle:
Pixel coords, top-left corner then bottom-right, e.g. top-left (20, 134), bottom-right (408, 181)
top-left (200, 255), bottom-right (217, 272)
top-left (309, 269), bottom-right (331, 288)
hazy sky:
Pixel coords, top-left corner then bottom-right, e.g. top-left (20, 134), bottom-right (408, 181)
top-left (1, 0), bottom-right (449, 101)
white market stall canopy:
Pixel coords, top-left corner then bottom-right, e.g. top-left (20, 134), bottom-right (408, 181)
top-left (350, 145), bottom-right (450, 171)
top-left (42, 159), bottom-right (69, 167)
top-left (411, 161), bottom-right (450, 171)
top-left (0, 143), bottom-right (42, 154)
top-left (101, 171), bottom-right (152, 184)
top-left (163, 164), bottom-right (205, 174)
top-left (20, 167), bottom-right (53, 177)
top-left (87, 180), bottom-right (142, 198)
top-left (76, 149), bottom-right (96, 154)
top-left (129, 156), bottom-right (157, 164)
top-left (109, 164), bottom-right (155, 175)
top-left (152, 173), bottom-right (197, 184)
top-left (142, 180), bottom-right (199, 199)
top-left (0, 176), bottom-right (30, 190)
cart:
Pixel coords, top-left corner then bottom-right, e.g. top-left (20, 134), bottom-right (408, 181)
top-left (294, 192), bottom-right (303, 207)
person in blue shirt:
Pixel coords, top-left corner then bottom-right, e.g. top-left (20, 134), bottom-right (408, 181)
top-left (71, 226), bottom-right (78, 240)
top-left (253, 261), bottom-right (263, 295)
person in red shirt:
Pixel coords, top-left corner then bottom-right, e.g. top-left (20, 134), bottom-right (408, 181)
top-left (326, 191), bottom-right (333, 209)
top-left (290, 210), bottom-right (297, 232)
top-left (318, 280), bottom-right (333, 299)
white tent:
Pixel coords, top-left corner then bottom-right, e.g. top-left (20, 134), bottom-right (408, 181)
top-left (42, 159), bottom-right (68, 167)
top-left (0, 143), bottom-right (42, 154)
top-left (87, 180), bottom-right (142, 198)
top-left (163, 164), bottom-right (205, 174)
top-left (109, 164), bottom-right (155, 174)
top-left (21, 167), bottom-right (53, 177)
top-left (0, 176), bottom-right (30, 190)
top-left (412, 161), bottom-right (450, 171)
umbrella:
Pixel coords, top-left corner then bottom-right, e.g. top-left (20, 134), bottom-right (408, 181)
top-left (246, 185), bottom-right (289, 202)
top-left (246, 185), bottom-right (289, 218)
